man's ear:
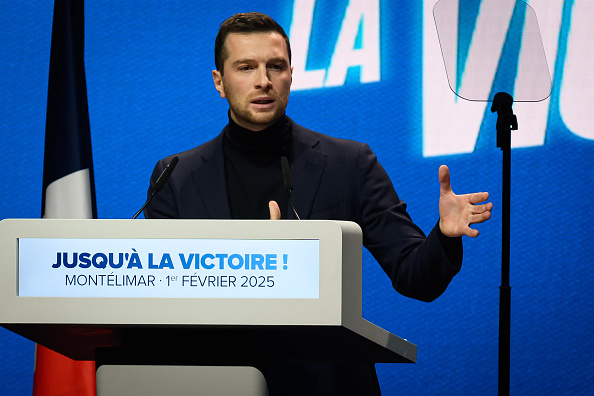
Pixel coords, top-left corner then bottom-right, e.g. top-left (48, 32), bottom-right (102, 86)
top-left (212, 70), bottom-right (226, 98)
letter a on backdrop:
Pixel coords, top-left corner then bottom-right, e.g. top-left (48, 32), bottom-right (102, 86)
top-left (35, 0), bottom-right (97, 395)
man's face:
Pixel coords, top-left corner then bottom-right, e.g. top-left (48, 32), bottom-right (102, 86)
top-left (213, 32), bottom-right (293, 131)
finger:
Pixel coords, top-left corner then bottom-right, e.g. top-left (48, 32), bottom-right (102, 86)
top-left (269, 200), bottom-right (281, 220)
top-left (439, 165), bottom-right (451, 195)
top-left (469, 192), bottom-right (490, 205)
top-left (471, 202), bottom-right (493, 215)
top-left (470, 211), bottom-right (492, 224)
top-left (465, 227), bottom-right (480, 238)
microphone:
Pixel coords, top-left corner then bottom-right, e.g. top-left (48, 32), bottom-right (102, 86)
top-left (133, 156), bottom-right (179, 219)
top-left (281, 156), bottom-right (300, 220)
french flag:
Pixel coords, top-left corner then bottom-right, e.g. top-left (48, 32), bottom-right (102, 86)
top-left (35, 0), bottom-right (97, 395)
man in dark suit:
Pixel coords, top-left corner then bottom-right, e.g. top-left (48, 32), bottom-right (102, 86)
top-left (145, 11), bottom-right (492, 395)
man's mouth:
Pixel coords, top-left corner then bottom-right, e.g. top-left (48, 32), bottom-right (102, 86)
top-left (251, 97), bottom-right (275, 105)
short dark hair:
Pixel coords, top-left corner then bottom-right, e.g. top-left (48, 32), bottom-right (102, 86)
top-left (214, 12), bottom-right (292, 74)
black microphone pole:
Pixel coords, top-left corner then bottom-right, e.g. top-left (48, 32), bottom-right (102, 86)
top-left (491, 92), bottom-right (516, 396)
top-left (133, 156), bottom-right (179, 219)
top-left (281, 156), bottom-right (300, 220)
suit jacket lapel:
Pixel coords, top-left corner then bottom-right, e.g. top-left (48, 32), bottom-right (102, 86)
top-left (191, 130), bottom-right (232, 219)
top-left (290, 121), bottom-right (327, 220)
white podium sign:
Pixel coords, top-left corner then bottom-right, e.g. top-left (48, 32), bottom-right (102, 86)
top-left (0, 219), bottom-right (417, 364)
top-left (18, 238), bottom-right (319, 299)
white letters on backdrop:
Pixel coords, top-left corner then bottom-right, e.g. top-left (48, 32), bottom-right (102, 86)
top-left (288, 0), bottom-right (593, 156)
top-left (290, 0), bottom-right (380, 91)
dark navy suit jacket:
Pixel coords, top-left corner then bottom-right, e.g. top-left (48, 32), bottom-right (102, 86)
top-left (144, 118), bottom-right (463, 395)
top-left (145, 118), bottom-right (462, 302)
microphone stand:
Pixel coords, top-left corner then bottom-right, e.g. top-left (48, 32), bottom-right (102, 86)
top-left (433, 3), bottom-right (551, 392)
top-left (491, 92), bottom-right (517, 396)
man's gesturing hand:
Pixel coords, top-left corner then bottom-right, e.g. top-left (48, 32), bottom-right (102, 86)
top-left (438, 165), bottom-right (493, 238)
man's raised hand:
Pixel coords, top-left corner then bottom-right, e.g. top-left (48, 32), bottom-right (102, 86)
top-left (438, 165), bottom-right (493, 238)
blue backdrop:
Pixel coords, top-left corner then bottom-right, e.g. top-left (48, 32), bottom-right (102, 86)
top-left (1, 1), bottom-right (593, 394)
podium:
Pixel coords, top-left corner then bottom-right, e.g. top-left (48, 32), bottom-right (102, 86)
top-left (0, 219), bottom-right (416, 394)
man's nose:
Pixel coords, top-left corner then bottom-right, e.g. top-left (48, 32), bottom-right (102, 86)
top-left (254, 66), bottom-right (272, 89)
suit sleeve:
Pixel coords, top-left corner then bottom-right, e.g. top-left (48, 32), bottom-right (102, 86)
top-left (356, 143), bottom-right (462, 302)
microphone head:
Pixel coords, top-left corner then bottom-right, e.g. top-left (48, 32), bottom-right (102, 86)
top-left (169, 155), bottom-right (180, 169)
top-left (154, 156), bottom-right (179, 191)
top-left (280, 156), bottom-right (293, 191)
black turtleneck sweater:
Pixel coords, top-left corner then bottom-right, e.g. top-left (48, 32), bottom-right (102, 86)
top-left (223, 115), bottom-right (291, 219)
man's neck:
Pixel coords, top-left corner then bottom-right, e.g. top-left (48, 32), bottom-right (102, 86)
top-left (226, 113), bottom-right (290, 155)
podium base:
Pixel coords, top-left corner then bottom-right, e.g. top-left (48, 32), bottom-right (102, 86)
top-left (96, 365), bottom-right (268, 396)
